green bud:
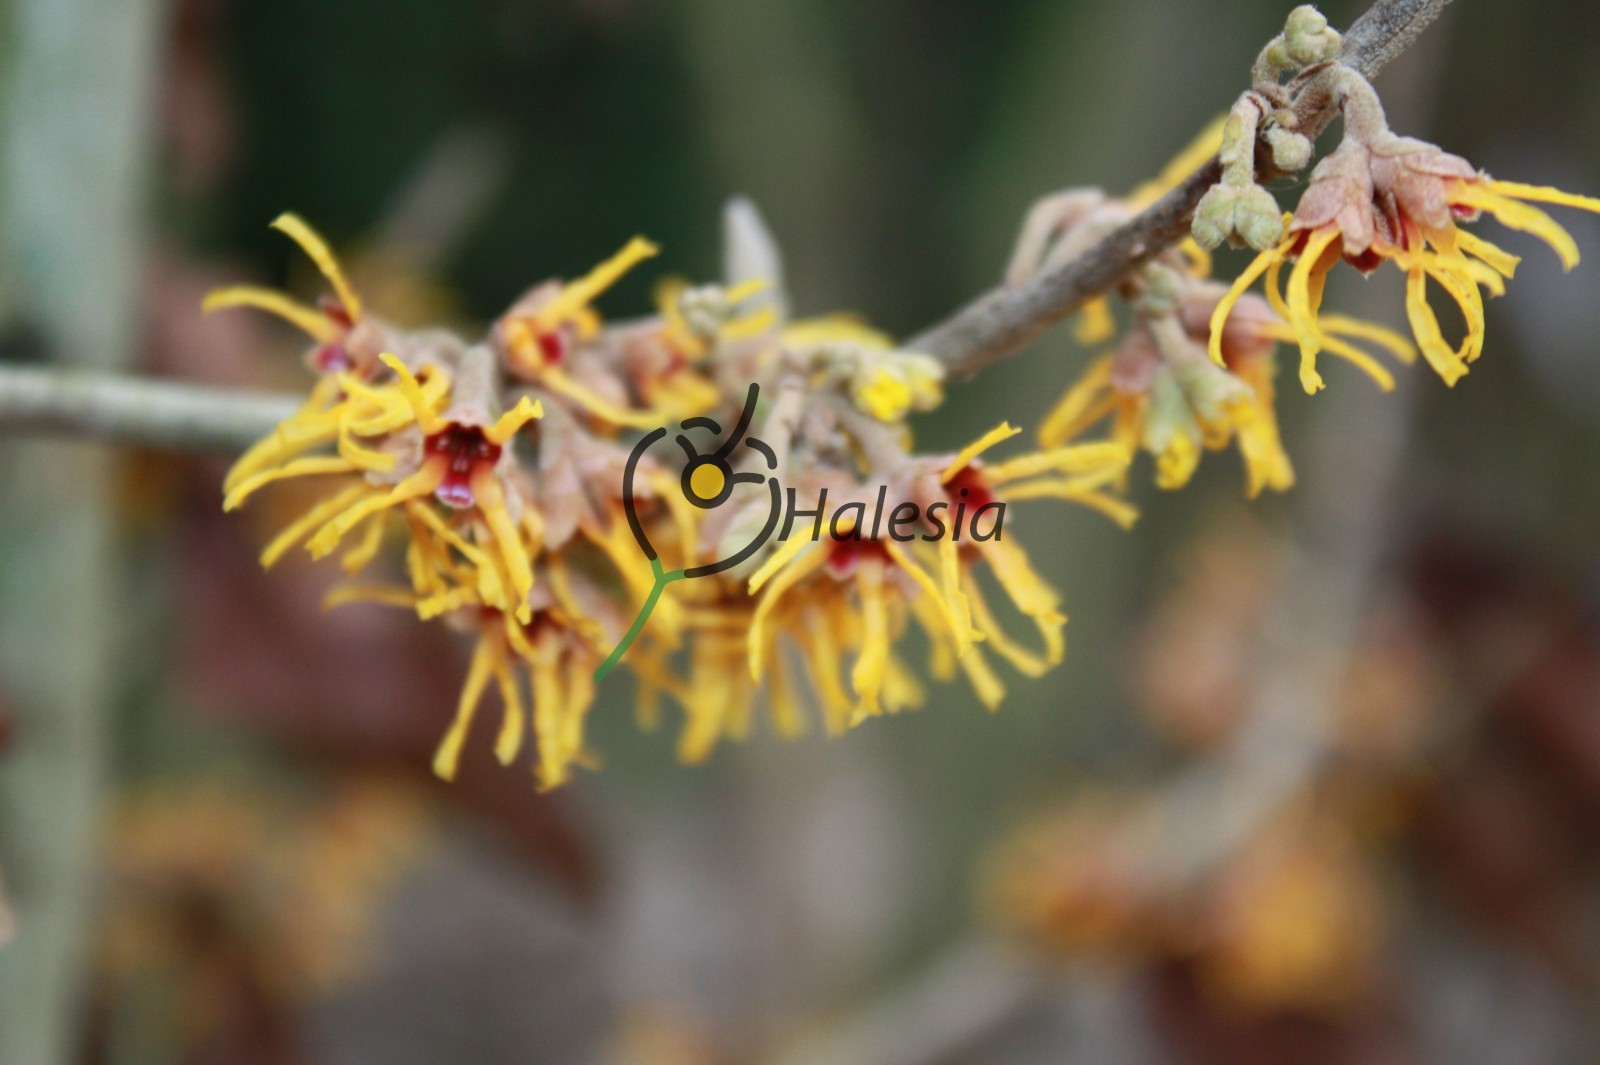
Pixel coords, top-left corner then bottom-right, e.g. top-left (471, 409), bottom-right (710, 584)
top-left (1266, 126), bottom-right (1312, 173)
top-left (1236, 185), bottom-right (1285, 250)
top-left (1192, 184), bottom-right (1283, 251)
top-left (1283, 5), bottom-right (1341, 66)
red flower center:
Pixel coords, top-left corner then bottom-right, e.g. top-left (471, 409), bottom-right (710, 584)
top-left (425, 424), bottom-right (503, 509)
top-left (826, 537), bottom-right (890, 577)
top-left (944, 465), bottom-right (994, 510)
top-left (536, 328), bottom-right (568, 365)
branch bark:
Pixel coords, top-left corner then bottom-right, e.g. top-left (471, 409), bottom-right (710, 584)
top-left (0, 0), bottom-right (1455, 451)
top-left (0, 366), bottom-right (300, 453)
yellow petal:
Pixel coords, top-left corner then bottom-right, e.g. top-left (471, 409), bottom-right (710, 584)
top-left (202, 285), bottom-right (337, 342)
top-left (433, 635), bottom-right (496, 781)
top-left (848, 559), bottom-right (890, 721)
top-left (1454, 183), bottom-right (1580, 270)
top-left (884, 540), bottom-right (964, 639)
top-left (223, 455), bottom-right (357, 511)
top-left (378, 353), bottom-right (448, 435)
top-left (485, 396), bottom-right (544, 446)
top-left (271, 213), bottom-right (363, 320)
top-left (259, 481), bottom-right (369, 568)
top-left (941, 423), bottom-right (1021, 483)
top-left (1317, 313), bottom-right (1417, 364)
top-left (1286, 227), bottom-right (1338, 392)
top-left (1208, 242), bottom-right (1281, 366)
top-left (1072, 297), bottom-right (1116, 345)
top-left (1038, 357), bottom-right (1115, 447)
top-left (748, 541), bottom-right (829, 679)
top-left (1487, 179), bottom-right (1600, 215)
top-left (1317, 335), bottom-right (1396, 391)
top-left (534, 236), bottom-right (660, 328)
top-left (471, 470), bottom-right (535, 624)
top-left (748, 535), bottom-right (813, 594)
top-left (307, 461), bottom-right (445, 559)
top-left (1454, 230), bottom-right (1520, 278)
top-left (983, 441), bottom-right (1130, 484)
top-left (1405, 266), bottom-right (1468, 386)
top-left (491, 640), bottom-right (525, 766)
top-left (541, 368), bottom-right (660, 429)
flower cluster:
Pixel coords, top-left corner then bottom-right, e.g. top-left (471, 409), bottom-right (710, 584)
top-left (212, 208), bottom-right (1129, 788)
top-left (1017, 4), bottom-right (1600, 504)
top-left (1012, 118), bottom-right (1411, 499)
top-left (212, 6), bottom-right (1600, 789)
top-left (1198, 9), bottom-right (1600, 393)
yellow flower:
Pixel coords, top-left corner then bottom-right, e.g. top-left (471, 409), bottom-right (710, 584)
top-left (333, 557), bottom-right (635, 791)
top-left (497, 237), bottom-right (666, 430)
top-left (224, 351), bottom-right (543, 621)
top-left (745, 535), bottom-right (939, 727)
top-left (741, 426), bottom-right (1127, 723)
top-left (1212, 140), bottom-right (1600, 391)
top-left (1044, 273), bottom-right (1414, 497)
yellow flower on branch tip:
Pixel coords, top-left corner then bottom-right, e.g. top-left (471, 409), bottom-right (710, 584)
top-left (740, 423), bottom-right (1110, 722)
top-left (1212, 171), bottom-right (1600, 391)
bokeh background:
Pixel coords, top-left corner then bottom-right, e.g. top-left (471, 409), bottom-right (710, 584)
top-left (3, 0), bottom-right (1600, 1062)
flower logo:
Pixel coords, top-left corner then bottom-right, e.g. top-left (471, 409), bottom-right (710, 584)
top-left (596, 383), bottom-right (781, 680)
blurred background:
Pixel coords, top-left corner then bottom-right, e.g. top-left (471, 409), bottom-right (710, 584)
top-left (3, 0), bottom-right (1600, 1062)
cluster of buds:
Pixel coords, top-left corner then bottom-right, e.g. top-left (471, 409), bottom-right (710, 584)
top-left (1193, 5), bottom-right (1341, 251)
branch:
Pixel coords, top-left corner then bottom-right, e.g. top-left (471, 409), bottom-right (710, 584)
top-left (909, 0), bottom-right (1455, 376)
top-left (0, 0), bottom-right (1453, 451)
top-left (0, 366), bottom-right (299, 452)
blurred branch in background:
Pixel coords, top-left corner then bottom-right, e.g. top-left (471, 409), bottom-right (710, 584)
top-left (0, 2), bottom-right (163, 1065)
top-left (0, 0), bottom-right (1451, 455)
top-left (0, 367), bottom-right (297, 452)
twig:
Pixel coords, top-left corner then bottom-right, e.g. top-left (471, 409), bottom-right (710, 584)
top-left (909, 0), bottom-right (1455, 376)
top-left (0, 0), bottom-right (1454, 451)
top-left (0, 366), bottom-right (300, 453)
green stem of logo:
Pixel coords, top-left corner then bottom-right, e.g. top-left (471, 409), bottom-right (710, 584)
top-left (594, 555), bottom-right (685, 681)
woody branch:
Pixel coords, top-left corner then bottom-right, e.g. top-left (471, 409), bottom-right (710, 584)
top-left (0, 0), bottom-right (1453, 453)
